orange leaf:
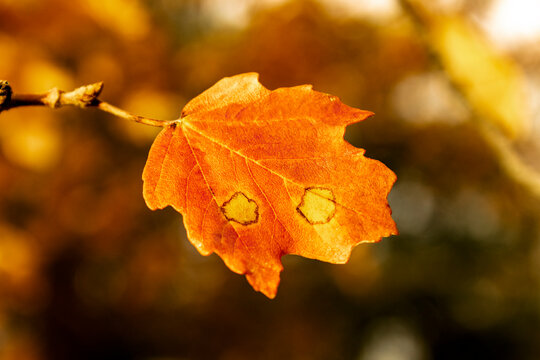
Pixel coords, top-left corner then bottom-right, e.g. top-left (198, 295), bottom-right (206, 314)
top-left (142, 73), bottom-right (397, 298)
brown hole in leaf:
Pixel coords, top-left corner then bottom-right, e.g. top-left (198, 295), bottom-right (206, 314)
top-left (297, 187), bottom-right (336, 225)
top-left (221, 192), bottom-right (259, 225)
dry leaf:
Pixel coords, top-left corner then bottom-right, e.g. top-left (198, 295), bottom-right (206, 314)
top-left (143, 73), bottom-right (397, 298)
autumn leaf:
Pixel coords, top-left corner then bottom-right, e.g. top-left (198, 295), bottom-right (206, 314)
top-left (142, 73), bottom-right (397, 298)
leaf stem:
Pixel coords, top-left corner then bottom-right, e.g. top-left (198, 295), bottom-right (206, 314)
top-left (0, 81), bottom-right (178, 127)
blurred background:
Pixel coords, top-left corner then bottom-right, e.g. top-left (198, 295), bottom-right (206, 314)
top-left (1, 0), bottom-right (540, 359)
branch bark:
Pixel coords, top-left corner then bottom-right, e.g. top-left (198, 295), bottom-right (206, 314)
top-left (0, 81), bottom-right (177, 127)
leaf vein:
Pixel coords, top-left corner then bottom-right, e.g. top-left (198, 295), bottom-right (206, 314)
top-left (245, 158), bottom-right (294, 244)
top-left (183, 121), bottom-right (365, 217)
top-left (182, 125), bottom-right (240, 241)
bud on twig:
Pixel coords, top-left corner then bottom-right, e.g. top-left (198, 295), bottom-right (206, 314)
top-left (0, 80), bottom-right (12, 111)
top-left (0, 81), bottom-right (176, 127)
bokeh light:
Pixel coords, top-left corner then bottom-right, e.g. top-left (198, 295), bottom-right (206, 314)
top-left (1, 0), bottom-right (540, 359)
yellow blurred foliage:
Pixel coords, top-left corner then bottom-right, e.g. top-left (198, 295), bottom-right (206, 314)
top-left (0, 110), bottom-right (62, 171)
top-left (80, 0), bottom-right (150, 41)
top-left (0, 36), bottom-right (18, 76)
top-left (1, 1), bottom-right (540, 358)
top-left (116, 90), bottom-right (182, 144)
top-left (77, 52), bottom-right (125, 95)
top-left (429, 16), bottom-right (529, 138)
top-left (20, 60), bottom-right (74, 93)
top-left (0, 0), bottom-right (39, 8)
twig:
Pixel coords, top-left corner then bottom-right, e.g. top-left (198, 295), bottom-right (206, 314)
top-left (0, 81), bottom-right (178, 127)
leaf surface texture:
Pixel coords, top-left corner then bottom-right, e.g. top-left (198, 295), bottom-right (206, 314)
top-left (143, 73), bottom-right (397, 298)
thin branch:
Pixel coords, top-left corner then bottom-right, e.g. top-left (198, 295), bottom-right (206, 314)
top-left (0, 81), bottom-right (178, 127)
top-left (95, 100), bottom-right (178, 127)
